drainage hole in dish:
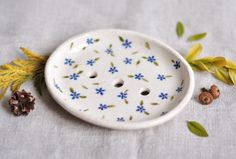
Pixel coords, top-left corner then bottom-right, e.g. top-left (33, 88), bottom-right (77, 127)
top-left (87, 71), bottom-right (98, 79)
top-left (140, 88), bottom-right (150, 96)
top-left (112, 79), bottom-right (124, 88)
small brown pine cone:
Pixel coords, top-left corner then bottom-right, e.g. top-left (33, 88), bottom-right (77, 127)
top-left (9, 90), bottom-right (35, 116)
top-left (199, 91), bottom-right (214, 105)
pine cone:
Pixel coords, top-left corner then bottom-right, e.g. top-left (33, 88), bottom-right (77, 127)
top-left (9, 90), bottom-right (35, 116)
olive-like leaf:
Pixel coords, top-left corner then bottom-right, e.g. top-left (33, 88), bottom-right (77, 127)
top-left (229, 69), bottom-right (236, 84)
top-left (187, 33), bottom-right (207, 42)
top-left (118, 36), bottom-right (124, 42)
top-left (187, 121), bottom-right (208, 137)
top-left (185, 43), bottom-right (202, 61)
top-left (176, 21), bottom-right (184, 38)
top-left (214, 67), bottom-right (233, 85)
top-left (145, 42), bottom-right (150, 50)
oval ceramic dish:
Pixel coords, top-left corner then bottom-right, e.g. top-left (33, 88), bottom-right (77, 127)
top-left (45, 29), bottom-right (194, 130)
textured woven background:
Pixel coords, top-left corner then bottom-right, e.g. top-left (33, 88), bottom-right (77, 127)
top-left (0, 0), bottom-right (235, 158)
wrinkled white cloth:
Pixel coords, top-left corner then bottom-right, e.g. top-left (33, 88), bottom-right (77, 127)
top-left (0, 0), bottom-right (235, 158)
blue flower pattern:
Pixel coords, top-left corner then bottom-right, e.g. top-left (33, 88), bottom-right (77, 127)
top-left (159, 92), bottom-right (168, 100)
top-left (69, 73), bottom-right (79, 80)
top-left (134, 73), bottom-right (144, 80)
top-left (136, 105), bottom-right (146, 113)
top-left (98, 104), bottom-right (108, 111)
top-left (117, 117), bottom-right (125, 122)
top-left (96, 87), bottom-right (106, 95)
top-left (109, 66), bottom-right (118, 74)
top-left (86, 59), bottom-right (96, 66)
top-left (86, 38), bottom-right (94, 45)
top-left (173, 61), bottom-right (181, 69)
top-left (117, 92), bottom-right (128, 99)
top-left (157, 74), bottom-right (166, 81)
top-left (122, 39), bottom-right (132, 49)
top-left (176, 86), bottom-right (183, 92)
top-left (123, 58), bottom-right (132, 64)
top-left (147, 56), bottom-right (156, 63)
top-left (70, 91), bottom-right (80, 100)
top-left (105, 48), bottom-right (113, 55)
top-left (64, 58), bottom-right (75, 66)
top-left (160, 111), bottom-right (168, 116)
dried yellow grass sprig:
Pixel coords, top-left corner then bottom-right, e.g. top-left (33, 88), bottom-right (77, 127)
top-left (185, 44), bottom-right (236, 85)
top-left (0, 47), bottom-right (48, 99)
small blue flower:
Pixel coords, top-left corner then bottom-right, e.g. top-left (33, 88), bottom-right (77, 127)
top-left (117, 117), bottom-right (125, 122)
top-left (134, 73), bottom-right (144, 80)
top-left (173, 61), bottom-right (181, 69)
top-left (64, 58), bottom-right (75, 66)
top-left (86, 59), bottom-right (96, 66)
top-left (105, 48), bottom-right (113, 55)
top-left (159, 92), bottom-right (168, 100)
top-left (147, 56), bottom-right (156, 63)
top-left (108, 66), bottom-right (118, 74)
top-left (157, 74), bottom-right (166, 81)
top-left (123, 58), bottom-right (132, 64)
top-left (69, 73), bottom-right (79, 80)
top-left (176, 86), bottom-right (183, 92)
top-left (70, 91), bottom-right (80, 100)
top-left (86, 38), bottom-right (94, 45)
top-left (98, 104), bottom-right (108, 111)
top-left (117, 92), bottom-right (128, 99)
top-left (160, 111), bottom-right (168, 116)
top-left (96, 87), bottom-right (106, 95)
top-left (136, 105), bottom-right (146, 113)
top-left (122, 39), bottom-right (132, 49)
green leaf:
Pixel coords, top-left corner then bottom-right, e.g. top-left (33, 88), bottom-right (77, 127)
top-left (70, 42), bottom-right (74, 49)
top-left (150, 102), bottom-right (159, 105)
top-left (154, 62), bottom-right (159, 66)
top-left (110, 62), bottom-right (114, 67)
top-left (187, 121), bottom-right (208, 137)
top-left (136, 60), bottom-right (141, 65)
top-left (229, 69), bottom-right (236, 85)
top-left (140, 100), bottom-right (144, 105)
top-left (144, 111), bottom-right (150, 115)
top-left (187, 33), bottom-right (207, 42)
top-left (145, 42), bottom-right (151, 50)
top-left (185, 43), bottom-right (202, 61)
top-left (69, 87), bottom-right (74, 93)
top-left (118, 36), bottom-right (124, 42)
top-left (77, 70), bottom-right (83, 74)
top-left (176, 21), bottom-right (184, 38)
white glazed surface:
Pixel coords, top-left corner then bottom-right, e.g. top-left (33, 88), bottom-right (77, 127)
top-left (45, 29), bottom-right (194, 130)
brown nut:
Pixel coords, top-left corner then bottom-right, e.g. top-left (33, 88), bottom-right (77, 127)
top-left (199, 91), bottom-right (214, 105)
top-left (209, 84), bottom-right (220, 99)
